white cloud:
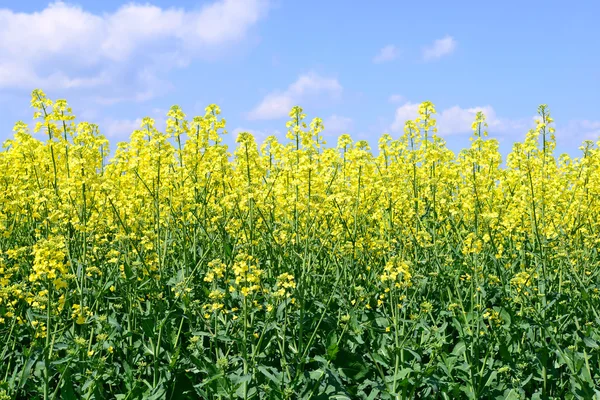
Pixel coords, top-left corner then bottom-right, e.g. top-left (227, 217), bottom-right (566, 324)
top-left (102, 117), bottom-right (143, 138)
top-left (389, 102), bottom-right (532, 136)
top-left (422, 35), bottom-right (457, 61)
top-left (0, 0), bottom-right (269, 91)
top-left (247, 93), bottom-right (295, 121)
top-left (577, 120), bottom-right (600, 141)
top-left (0, 62), bottom-right (111, 90)
top-left (437, 106), bottom-right (496, 135)
top-left (91, 68), bottom-right (174, 105)
top-left (373, 45), bottom-right (399, 64)
top-left (388, 94), bottom-right (405, 104)
top-left (99, 106), bottom-right (169, 140)
top-left (526, 115), bottom-right (600, 144)
top-left (389, 102), bottom-right (420, 132)
top-left (323, 115), bottom-right (353, 136)
top-left (246, 72), bottom-right (343, 120)
top-left (556, 120), bottom-right (600, 143)
top-left (232, 127), bottom-right (280, 144)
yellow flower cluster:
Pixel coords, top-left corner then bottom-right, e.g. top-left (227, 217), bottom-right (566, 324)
top-left (71, 303), bottom-right (92, 325)
top-left (232, 253), bottom-right (262, 297)
top-left (482, 309), bottom-right (502, 327)
top-left (510, 270), bottom-right (538, 294)
top-left (203, 289), bottom-right (225, 315)
top-left (380, 257), bottom-right (412, 288)
top-left (29, 236), bottom-right (68, 284)
top-left (273, 272), bottom-right (296, 299)
top-left (204, 259), bottom-right (226, 283)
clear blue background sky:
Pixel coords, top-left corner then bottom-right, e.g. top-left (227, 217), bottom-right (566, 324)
top-left (0, 0), bottom-right (598, 159)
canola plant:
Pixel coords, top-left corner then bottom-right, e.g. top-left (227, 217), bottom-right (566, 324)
top-left (0, 89), bottom-right (599, 399)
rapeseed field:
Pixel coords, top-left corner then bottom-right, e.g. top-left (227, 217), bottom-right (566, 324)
top-left (0, 90), bottom-right (599, 399)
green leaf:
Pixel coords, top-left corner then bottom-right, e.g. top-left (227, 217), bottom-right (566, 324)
top-left (124, 261), bottom-right (133, 280)
top-left (18, 355), bottom-right (39, 389)
top-left (370, 352), bottom-right (390, 368)
top-left (61, 369), bottom-right (77, 400)
top-left (257, 366), bottom-right (282, 386)
top-left (309, 369), bottom-right (325, 380)
top-left (144, 384), bottom-right (167, 400)
top-left (583, 336), bottom-right (599, 349)
top-left (326, 333), bottom-right (339, 361)
top-left (497, 389), bottom-right (522, 400)
top-left (451, 341), bottom-right (466, 356)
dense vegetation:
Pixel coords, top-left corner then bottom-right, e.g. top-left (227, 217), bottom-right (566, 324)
top-left (1, 90), bottom-right (599, 399)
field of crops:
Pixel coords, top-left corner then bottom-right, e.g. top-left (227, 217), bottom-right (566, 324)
top-left (0, 89), bottom-right (599, 399)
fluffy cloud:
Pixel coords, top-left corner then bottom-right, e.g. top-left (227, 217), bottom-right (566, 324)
top-left (90, 68), bottom-right (174, 105)
top-left (373, 45), bottom-right (399, 64)
top-left (422, 35), bottom-right (457, 61)
top-left (232, 127), bottom-right (280, 144)
top-left (389, 102), bottom-right (532, 136)
top-left (323, 115), bottom-right (353, 136)
top-left (555, 120), bottom-right (600, 143)
top-left (102, 117), bottom-right (144, 138)
top-left (389, 102), bottom-right (600, 150)
top-left (437, 105), bottom-right (498, 136)
top-left (0, 62), bottom-right (111, 90)
top-left (246, 72), bottom-right (343, 120)
top-left (389, 102), bottom-right (420, 132)
top-left (0, 0), bottom-right (269, 91)
top-left (99, 106), bottom-right (169, 139)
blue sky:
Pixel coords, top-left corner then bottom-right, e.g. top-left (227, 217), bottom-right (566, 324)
top-left (0, 0), bottom-right (599, 159)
